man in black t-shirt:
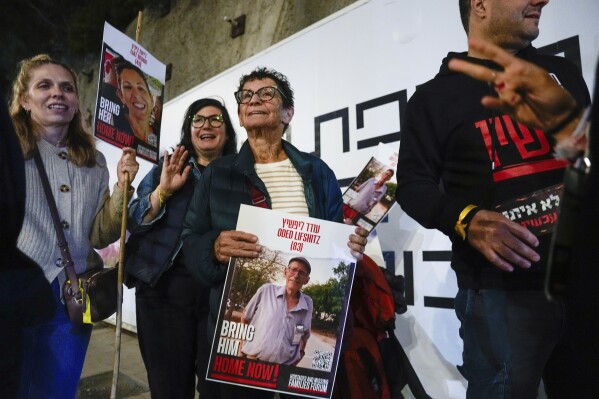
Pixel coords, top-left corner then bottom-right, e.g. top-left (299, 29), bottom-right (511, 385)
top-left (395, 1), bottom-right (590, 397)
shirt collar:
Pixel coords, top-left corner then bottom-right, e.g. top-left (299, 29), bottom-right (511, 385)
top-left (276, 285), bottom-right (309, 311)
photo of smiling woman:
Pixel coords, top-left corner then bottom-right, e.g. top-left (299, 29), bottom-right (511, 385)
top-left (114, 60), bottom-right (158, 148)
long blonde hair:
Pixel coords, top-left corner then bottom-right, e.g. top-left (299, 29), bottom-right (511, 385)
top-left (9, 54), bottom-right (96, 167)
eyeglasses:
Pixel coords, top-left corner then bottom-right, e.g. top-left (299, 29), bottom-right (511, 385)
top-left (234, 86), bottom-right (287, 104)
top-left (191, 114), bottom-right (224, 128)
top-left (287, 267), bottom-right (309, 278)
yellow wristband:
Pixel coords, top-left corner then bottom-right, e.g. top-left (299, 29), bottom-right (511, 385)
top-left (156, 187), bottom-right (173, 207)
top-left (455, 204), bottom-right (478, 240)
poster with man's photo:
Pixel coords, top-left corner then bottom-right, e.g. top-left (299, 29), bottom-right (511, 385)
top-left (93, 22), bottom-right (166, 163)
top-left (342, 143), bottom-right (398, 232)
top-left (207, 205), bottom-right (356, 398)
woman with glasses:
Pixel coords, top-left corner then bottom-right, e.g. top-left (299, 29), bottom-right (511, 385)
top-left (181, 67), bottom-right (369, 399)
top-left (126, 98), bottom-right (237, 399)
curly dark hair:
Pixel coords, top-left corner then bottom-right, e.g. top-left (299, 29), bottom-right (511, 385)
top-left (179, 98), bottom-right (237, 158)
top-left (236, 66), bottom-right (294, 109)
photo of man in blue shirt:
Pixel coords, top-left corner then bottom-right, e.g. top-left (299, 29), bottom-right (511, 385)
top-left (240, 257), bottom-right (313, 366)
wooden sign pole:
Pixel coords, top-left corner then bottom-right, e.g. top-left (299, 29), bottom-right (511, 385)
top-left (110, 11), bottom-right (143, 399)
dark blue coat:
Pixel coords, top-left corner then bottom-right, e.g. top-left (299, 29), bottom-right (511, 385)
top-left (125, 157), bottom-right (202, 287)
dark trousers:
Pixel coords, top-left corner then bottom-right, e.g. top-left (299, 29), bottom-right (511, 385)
top-left (136, 263), bottom-right (219, 399)
top-left (0, 257), bottom-right (54, 399)
top-left (455, 288), bottom-right (569, 399)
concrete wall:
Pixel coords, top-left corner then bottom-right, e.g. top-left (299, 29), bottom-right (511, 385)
top-left (77, 0), bottom-right (357, 124)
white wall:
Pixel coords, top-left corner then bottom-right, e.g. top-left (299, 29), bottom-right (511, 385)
top-left (98, 0), bottom-right (599, 397)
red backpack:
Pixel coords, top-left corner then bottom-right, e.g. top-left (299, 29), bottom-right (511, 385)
top-left (334, 255), bottom-right (429, 399)
top-left (352, 254), bottom-right (398, 337)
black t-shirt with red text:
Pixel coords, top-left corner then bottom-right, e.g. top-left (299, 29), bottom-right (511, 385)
top-left (396, 45), bottom-right (591, 290)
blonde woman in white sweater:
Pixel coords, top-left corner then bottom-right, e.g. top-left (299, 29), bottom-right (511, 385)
top-left (9, 54), bottom-right (139, 399)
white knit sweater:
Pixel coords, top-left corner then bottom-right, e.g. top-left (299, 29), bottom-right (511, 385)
top-left (17, 139), bottom-right (126, 287)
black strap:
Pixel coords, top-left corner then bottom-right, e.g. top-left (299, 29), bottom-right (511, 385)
top-left (33, 148), bottom-right (80, 298)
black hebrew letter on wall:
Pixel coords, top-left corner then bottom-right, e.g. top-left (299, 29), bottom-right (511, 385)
top-left (356, 90), bottom-right (407, 149)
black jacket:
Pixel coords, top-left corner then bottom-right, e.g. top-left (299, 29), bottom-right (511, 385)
top-left (396, 45), bottom-right (590, 290)
top-left (564, 60), bottom-right (599, 392)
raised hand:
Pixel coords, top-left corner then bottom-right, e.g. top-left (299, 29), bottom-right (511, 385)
top-left (157, 146), bottom-right (191, 196)
top-left (448, 38), bottom-right (581, 134)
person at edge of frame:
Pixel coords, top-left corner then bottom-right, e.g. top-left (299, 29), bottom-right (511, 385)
top-left (395, 1), bottom-right (590, 398)
top-left (449, 36), bottom-right (599, 398)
